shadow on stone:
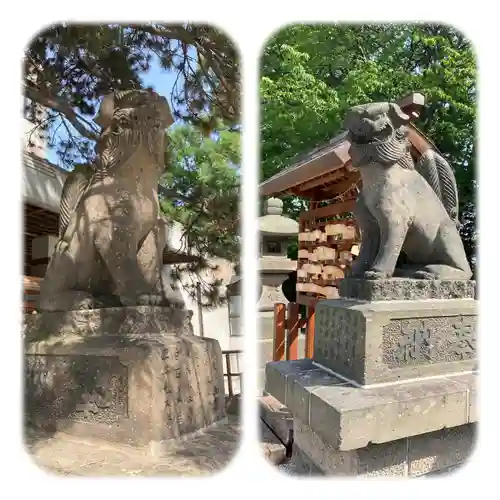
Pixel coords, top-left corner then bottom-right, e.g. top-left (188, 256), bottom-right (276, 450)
top-left (23, 307), bottom-right (229, 460)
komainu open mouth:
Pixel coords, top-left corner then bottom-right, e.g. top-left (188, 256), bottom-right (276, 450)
top-left (350, 122), bottom-right (394, 145)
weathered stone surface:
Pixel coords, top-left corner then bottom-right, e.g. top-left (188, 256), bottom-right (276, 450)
top-left (265, 358), bottom-right (316, 406)
top-left (286, 367), bottom-right (347, 426)
top-left (265, 359), bottom-right (477, 452)
top-left (345, 100), bottom-right (472, 281)
top-left (445, 373), bottom-right (478, 423)
top-left (38, 89), bottom-right (178, 312)
top-left (293, 418), bottom-right (407, 476)
top-left (340, 278), bottom-right (476, 301)
top-left (259, 394), bottom-right (293, 448)
top-left (293, 418), bottom-right (357, 475)
top-left (286, 444), bottom-right (324, 476)
top-left (314, 298), bottom-right (477, 385)
top-left (469, 387), bottom-right (478, 422)
top-left (408, 424), bottom-right (476, 476)
top-left (259, 314), bottom-right (275, 340)
top-left (260, 421), bottom-right (287, 465)
top-left (25, 328), bottom-right (226, 451)
top-left (310, 376), bottom-right (469, 451)
top-left (290, 418), bottom-right (475, 477)
top-left (23, 306), bottom-right (192, 340)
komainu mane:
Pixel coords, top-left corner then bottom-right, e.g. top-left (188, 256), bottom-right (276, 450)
top-left (344, 101), bottom-right (472, 281)
top-left (38, 89), bottom-right (178, 312)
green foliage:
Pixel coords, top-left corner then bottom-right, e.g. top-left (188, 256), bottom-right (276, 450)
top-left (160, 122), bottom-right (240, 304)
top-left (260, 24), bottom-right (477, 264)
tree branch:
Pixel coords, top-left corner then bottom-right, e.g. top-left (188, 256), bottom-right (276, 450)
top-left (23, 84), bottom-right (100, 141)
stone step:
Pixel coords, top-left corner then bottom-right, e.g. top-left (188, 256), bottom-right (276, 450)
top-left (259, 394), bottom-right (293, 449)
top-left (260, 420), bottom-right (287, 466)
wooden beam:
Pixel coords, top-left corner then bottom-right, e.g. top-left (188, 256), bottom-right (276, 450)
top-left (305, 308), bottom-right (315, 358)
top-left (320, 172), bottom-right (359, 195)
top-left (286, 303), bottom-right (300, 361)
top-left (297, 168), bottom-right (349, 193)
top-left (300, 199), bottom-right (356, 222)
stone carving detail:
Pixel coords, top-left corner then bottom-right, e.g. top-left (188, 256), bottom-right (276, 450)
top-left (382, 316), bottom-right (477, 367)
top-left (344, 101), bottom-right (472, 281)
top-left (451, 316), bottom-right (476, 360)
top-left (339, 278), bottom-right (477, 302)
top-left (37, 89), bottom-right (181, 312)
top-left (315, 307), bottom-right (359, 374)
top-left (25, 355), bottom-right (128, 423)
top-left (161, 339), bottom-right (224, 437)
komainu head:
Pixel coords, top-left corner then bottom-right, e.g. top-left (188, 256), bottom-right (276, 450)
top-left (344, 102), bottom-right (412, 167)
top-left (95, 89), bottom-right (173, 171)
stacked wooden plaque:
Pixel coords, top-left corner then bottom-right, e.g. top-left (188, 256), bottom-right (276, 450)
top-left (296, 221), bottom-right (359, 301)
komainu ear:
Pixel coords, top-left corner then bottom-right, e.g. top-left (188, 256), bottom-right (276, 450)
top-left (388, 102), bottom-right (410, 127)
top-left (95, 93), bottom-right (116, 129)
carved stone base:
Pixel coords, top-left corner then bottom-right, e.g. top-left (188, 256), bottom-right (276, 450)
top-left (314, 297), bottom-right (477, 386)
top-left (23, 305), bottom-right (193, 340)
top-left (24, 307), bottom-right (226, 453)
top-left (339, 278), bottom-right (477, 302)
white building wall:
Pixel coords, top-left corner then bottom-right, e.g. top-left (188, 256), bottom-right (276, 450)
top-left (163, 223), bottom-right (240, 350)
top-left (23, 153), bottom-right (66, 212)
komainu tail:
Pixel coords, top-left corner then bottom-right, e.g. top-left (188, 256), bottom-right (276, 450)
top-left (59, 166), bottom-right (93, 238)
top-left (416, 149), bottom-right (460, 227)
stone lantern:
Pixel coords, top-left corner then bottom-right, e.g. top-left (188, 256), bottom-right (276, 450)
top-left (258, 198), bottom-right (299, 382)
top-left (258, 198), bottom-right (299, 309)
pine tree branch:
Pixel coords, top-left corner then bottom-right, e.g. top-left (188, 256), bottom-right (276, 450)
top-left (23, 83), bottom-right (100, 141)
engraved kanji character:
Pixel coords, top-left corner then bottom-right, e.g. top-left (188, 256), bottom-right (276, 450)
top-left (452, 318), bottom-right (476, 359)
top-left (398, 322), bottom-right (433, 362)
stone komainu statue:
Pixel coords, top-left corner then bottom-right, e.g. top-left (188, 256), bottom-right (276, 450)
top-left (38, 89), bottom-right (177, 312)
top-left (344, 101), bottom-right (472, 281)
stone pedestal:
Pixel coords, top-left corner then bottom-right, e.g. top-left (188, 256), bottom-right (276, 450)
top-left (24, 307), bottom-right (226, 454)
top-left (264, 278), bottom-right (478, 476)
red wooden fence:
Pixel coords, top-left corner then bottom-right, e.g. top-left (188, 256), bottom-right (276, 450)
top-left (272, 303), bottom-right (315, 361)
top-left (23, 276), bottom-right (41, 314)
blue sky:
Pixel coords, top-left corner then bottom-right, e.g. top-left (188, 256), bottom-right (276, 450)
top-left (46, 56), bottom-right (183, 166)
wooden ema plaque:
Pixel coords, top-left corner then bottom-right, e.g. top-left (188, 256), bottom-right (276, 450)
top-left (296, 208), bottom-right (359, 306)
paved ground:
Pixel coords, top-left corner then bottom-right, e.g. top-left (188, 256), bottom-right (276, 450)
top-left (25, 416), bottom-right (241, 477)
top-left (277, 457), bottom-right (302, 475)
top-left (275, 456), bottom-right (461, 477)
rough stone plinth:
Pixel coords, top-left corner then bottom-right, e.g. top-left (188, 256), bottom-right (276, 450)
top-left (265, 359), bottom-right (477, 452)
top-left (313, 298), bottom-right (477, 386)
top-left (339, 278), bottom-right (477, 301)
top-left (290, 418), bottom-right (476, 477)
top-left (259, 394), bottom-right (293, 448)
top-left (24, 307), bottom-right (226, 453)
